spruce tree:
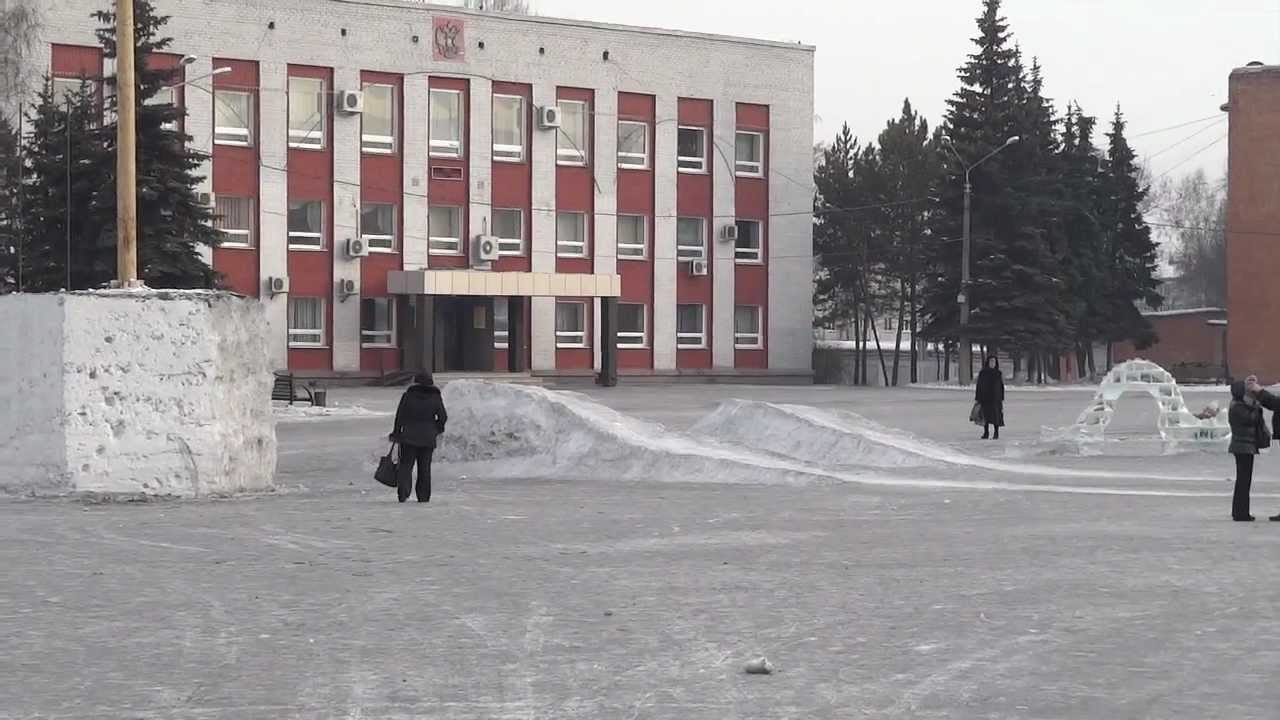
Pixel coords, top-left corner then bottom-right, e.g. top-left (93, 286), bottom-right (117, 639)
top-left (0, 114), bottom-right (18, 291)
top-left (1098, 107), bottom-right (1161, 349)
top-left (17, 78), bottom-right (113, 292)
top-left (92, 0), bottom-right (217, 289)
top-left (1056, 103), bottom-right (1108, 375)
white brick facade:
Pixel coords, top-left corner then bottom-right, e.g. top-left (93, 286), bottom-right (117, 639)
top-left (26, 0), bottom-right (815, 374)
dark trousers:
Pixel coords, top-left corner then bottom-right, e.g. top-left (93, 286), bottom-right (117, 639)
top-left (983, 422), bottom-right (1000, 439)
top-left (397, 444), bottom-right (434, 502)
top-left (1233, 453), bottom-right (1254, 519)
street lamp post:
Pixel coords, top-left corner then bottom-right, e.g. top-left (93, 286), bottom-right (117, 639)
top-left (943, 134), bottom-right (1020, 385)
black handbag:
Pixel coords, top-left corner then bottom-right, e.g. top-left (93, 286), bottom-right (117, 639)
top-left (375, 444), bottom-right (399, 488)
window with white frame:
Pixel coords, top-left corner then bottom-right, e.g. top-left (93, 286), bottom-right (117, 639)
top-left (735, 305), bottom-right (763, 349)
top-left (287, 200), bottom-right (324, 249)
top-left (617, 303), bottom-right (647, 347)
top-left (555, 301), bottom-right (588, 348)
top-left (556, 211), bottom-right (588, 257)
top-left (287, 76), bottom-right (325, 149)
top-left (617, 120), bottom-right (648, 169)
top-left (361, 203), bottom-right (396, 251)
top-left (676, 217), bottom-right (706, 261)
top-left (493, 208), bottom-right (524, 255)
top-left (676, 304), bottom-right (706, 348)
top-left (361, 83), bottom-right (396, 154)
top-left (494, 297), bottom-right (510, 348)
top-left (360, 297), bottom-right (396, 346)
top-left (677, 126), bottom-right (707, 172)
top-left (429, 88), bottom-right (463, 158)
top-left (428, 205), bottom-right (462, 254)
top-left (145, 85), bottom-right (179, 131)
top-left (556, 100), bottom-right (589, 166)
top-left (51, 77), bottom-right (88, 106)
top-left (288, 297), bottom-right (325, 347)
top-left (214, 196), bottom-right (254, 248)
top-left (214, 89), bottom-right (253, 146)
top-left (735, 131), bottom-right (764, 176)
top-left (735, 219), bottom-right (762, 263)
top-left (617, 214), bottom-right (646, 259)
top-left (492, 94), bottom-right (525, 162)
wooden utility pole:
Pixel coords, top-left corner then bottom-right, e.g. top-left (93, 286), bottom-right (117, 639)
top-left (115, 0), bottom-right (139, 286)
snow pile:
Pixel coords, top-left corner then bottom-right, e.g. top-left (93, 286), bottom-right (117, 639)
top-left (0, 292), bottom-right (276, 497)
top-left (273, 403), bottom-right (390, 421)
top-left (435, 381), bottom-right (831, 485)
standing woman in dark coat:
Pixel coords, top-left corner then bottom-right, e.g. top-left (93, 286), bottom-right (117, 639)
top-left (1231, 378), bottom-right (1273, 521)
top-left (389, 373), bottom-right (448, 503)
top-left (975, 356), bottom-right (1005, 440)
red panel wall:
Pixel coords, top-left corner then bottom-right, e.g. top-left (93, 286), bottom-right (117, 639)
top-left (427, 76), bottom-right (469, 270)
top-left (50, 44), bottom-right (102, 79)
top-left (492, 81), bottom-right (532, 274)
top-left (677, 98), bottom-right (713, 369)
top-left (735, 103), bottom-right (769, 369)
top-left (211, 59), bottom-right (260, 297)
top-left (617, 92), bottom-right (655, 370)
top-left (360, 71), bottom-right (404, 374)
top-left (556, 87), bottom-right (595, 370)
top-left (287, 64), bottom-right (334, 372)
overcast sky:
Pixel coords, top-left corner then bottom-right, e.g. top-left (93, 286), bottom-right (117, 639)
top-left (523, 0), bottom-right (1277, 182)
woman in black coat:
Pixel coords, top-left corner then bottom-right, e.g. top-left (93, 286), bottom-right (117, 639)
top-left (975, 356), bottom-right (1005, 440)
top-left (389, 373), bottom-right (448, 503)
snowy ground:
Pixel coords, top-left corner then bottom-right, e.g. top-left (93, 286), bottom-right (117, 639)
top-left (4, 384), bottom-right (1280, 718)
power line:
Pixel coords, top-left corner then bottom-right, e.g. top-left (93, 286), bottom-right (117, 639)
top-left (1152, 134), bottom-right (1228, 183)
top-left (1143, 117), bottom-right (1227, 162)
top-left (1130, 113), bottom-right (1226, 139)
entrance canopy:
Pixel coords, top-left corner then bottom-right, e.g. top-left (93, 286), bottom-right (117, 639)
top-left (388, 270), bottom-right (621, 298)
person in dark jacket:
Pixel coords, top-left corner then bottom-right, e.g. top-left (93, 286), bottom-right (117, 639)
top-left (1245, 376), bottom-right (1280, 521)
top-left (975, 356), bottom-right (1005, 440)
top-left (389, 373), bottom-right (448, 503)
top-left (1228, 379), bottom-right (1270, 521)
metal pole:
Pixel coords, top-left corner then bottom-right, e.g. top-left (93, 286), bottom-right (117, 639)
top-left (115, 0), bottom-right (139, 286)
top-left (958, 172), bottom-right (972, 385)
top-left (66, 96), bottom-right (72, 291)
top-left (16, 110), bottom-right (23, 292)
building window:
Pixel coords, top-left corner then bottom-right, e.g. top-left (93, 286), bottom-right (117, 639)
top-left (735, 305), bottom-right (763, 349)
top-left (361, 83), bottom-right (396, 154)
top-left (676, 304), bottom-right (706, 348)
top-left (428, 205), bottom-right (462, 254)
top-left (735, 219), bottom-right (762, 263)
top-left (52, 77), bottom-right (90, 106)
top-left (214, 196), bottom-right (254, 248)
top-left (617, 214), bottom-right (646, 259)
top-left (617, 303), bottom-right (647, 347)
top-left (214, 89), bottom-right (253, 146)
top-left (429, 88), bottom-right (464, 158)
top-left (361, 203), bottom-right (397, 252)
top-left (493, 208), bottom-right (524, 255)
top-left (145, 86), bottom-right (179, 131)
top-left (288, 297), bottom-right (325, 347)
top-left (735, 131), bottom-right (764, 176)
top-left (677, 126), bottom-right (707, 172)
top-left (556, 100), bottom-right (589, 166)
top-left (556, 211), bottom-right (588, 257)
top-left (287, 200), bottom-right (324, 249)
top-left (555, 301), bottom-right (588, 348)
top-left (494, 297), bottom-right (510, 348)
top-left (883, 315), bottom-right (895, 331)
top-left (676, 217), bottom-right (706, 261)
top-left (493, 94), bottom-right (525, 162)
top-left (617, 120), bottom-right (648, 169)
top-left (287, 76), bottom-right (325, 150)
top-left (360, 297), bottom-right (396, 347)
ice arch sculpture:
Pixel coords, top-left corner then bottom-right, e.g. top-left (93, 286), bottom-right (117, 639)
top-left (1069, 359), bottom-right (1229, 442)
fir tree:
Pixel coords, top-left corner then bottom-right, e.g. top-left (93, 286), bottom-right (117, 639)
top-left (92, 0), bottom-right (217, 289)
top-left (0, 114), bottom-right (18, 291)
top-left (1098, 107), bottom-right (1161, 349)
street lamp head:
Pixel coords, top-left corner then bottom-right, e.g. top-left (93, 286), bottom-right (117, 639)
top-left (180, 54), bottom-right (198, 66)
top-left (1004, 135), bottom-right (1021, 146)
top-left (211, 66), bottom-right (232, 76)
top-left (942, 135), bottom-right (955, 145)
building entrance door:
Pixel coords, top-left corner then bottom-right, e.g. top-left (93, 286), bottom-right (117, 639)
top-left (433, 296), bottom-right (495, 372)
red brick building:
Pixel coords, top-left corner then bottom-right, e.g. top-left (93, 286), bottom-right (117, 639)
top-left (1112, 308), bottom-right (1227, 381)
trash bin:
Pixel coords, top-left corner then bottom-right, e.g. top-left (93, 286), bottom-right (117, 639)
top-left (312, 387), bottom-right (327, 407)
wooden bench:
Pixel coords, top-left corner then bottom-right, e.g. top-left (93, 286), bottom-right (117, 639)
top-left (272, 372), bottom-right (315, 405)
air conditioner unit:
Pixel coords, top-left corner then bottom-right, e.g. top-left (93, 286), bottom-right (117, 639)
top-left (337, 90), bottom-right (364, 114)
top-left (337, 278), bottom-right (357, 300)
top-left (538, 105), bottom-right (562, 130)
top-left (197, 191), bottom-right (215, 208)
top-left (346, 237), bottom-right (369, 258)
top-left (267, 276), bottom-right (289, 296)
top-left (688, 259), bottom-right (709, 276)
top-left (720, 224), bottom-right (740, 242)
top-left (472, 234), bottom-right (500, 264)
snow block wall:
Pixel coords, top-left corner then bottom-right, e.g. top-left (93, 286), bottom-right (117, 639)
top-left (0, 291), bottom-right (277, 497)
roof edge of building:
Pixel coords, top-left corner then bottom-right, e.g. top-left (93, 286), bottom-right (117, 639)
top-left (1231, 63), bottom-right (1280, 76)
top-left (327, 0), bottom-right (818, 53)
top-left (1141, 307), bottom-right (1226, 318)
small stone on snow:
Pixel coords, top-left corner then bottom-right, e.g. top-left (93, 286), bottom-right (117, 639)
top-left (744, 656), bottom-right (774, 675)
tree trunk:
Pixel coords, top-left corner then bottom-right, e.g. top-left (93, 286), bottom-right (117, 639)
top-left (891, 281), bottom-right (907, 387)
top-left (909, 276), bottom-right (919, 384)
top-left (867, 306), bottom-right (890, 387)
top-left (944, 342), bottom-right (951, 382)
top-left (860, 311), bottom-right (872, 386)
top-left (852, 310), bottom-right (862, 386)
top-left (1087, 340), bottom-right (1097, 377)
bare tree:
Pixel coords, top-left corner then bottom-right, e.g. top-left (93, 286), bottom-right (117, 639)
top-left (463, 0), bottom-right (532, 13)
top-left (1150, 168), bottom-right (1226, 308)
